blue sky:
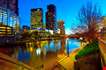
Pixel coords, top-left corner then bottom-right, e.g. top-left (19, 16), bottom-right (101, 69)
top-left (19, 0), bottom-right (106, 34)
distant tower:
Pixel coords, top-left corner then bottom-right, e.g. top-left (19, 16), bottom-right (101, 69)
top-left (58, 20), bottom-right (65, 35)
top-left (46, 4), bottom-right (57, 33)
top-left (31, 8), bottom-right (43, 30)
top-left (23, 25), bottom-right (30, 32)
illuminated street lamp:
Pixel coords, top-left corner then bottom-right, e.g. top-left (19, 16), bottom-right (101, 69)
top-left (80, 37), bottom-right (83, 47)
top-left (66, 38), bottom-right (69, 57)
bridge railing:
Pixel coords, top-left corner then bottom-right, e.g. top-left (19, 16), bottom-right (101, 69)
top-left (0, 52), bottom-right (32, 70)
top-left (98, 38), bottom-right (106, 66)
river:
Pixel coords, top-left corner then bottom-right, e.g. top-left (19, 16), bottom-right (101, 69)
top-left (16, 38), bottom-right (80, 64)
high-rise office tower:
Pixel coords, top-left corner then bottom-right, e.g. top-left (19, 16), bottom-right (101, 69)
top-left (31, 8), bottom-right (43, 30)
top-left (0, 0), bottom-right (19, 35)
top-left (0, 0), bottom-right (18, 15)
top-left (46, 4), bottom-right (57, 33)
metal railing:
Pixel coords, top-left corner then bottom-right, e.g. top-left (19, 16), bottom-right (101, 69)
top-left (98, 38), bottom-right (106, 66)
top-left (0, 52), bottom-right (32, 70)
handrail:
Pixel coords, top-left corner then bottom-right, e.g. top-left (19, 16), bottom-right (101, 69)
top-left (98, 38), bottom-right (106, 66)
top-left (0, 52), bottom-right (32, 70)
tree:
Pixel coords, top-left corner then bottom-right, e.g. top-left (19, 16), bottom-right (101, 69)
top-left (78, 2), bottom-right (102, 42)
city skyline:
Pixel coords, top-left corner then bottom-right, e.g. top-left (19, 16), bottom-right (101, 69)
top-left (19, 0), bottom-right (106, 34)
top-left (0, 0), bottom-right (106, 70)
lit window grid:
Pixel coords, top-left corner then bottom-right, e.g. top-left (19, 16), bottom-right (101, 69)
top-left (0, 10), bottom-right (3, 22)
top-left (0, 13), bottom-right (2, 22)
top-left (12, 17), bottom-right (17, 27)
top-left (0, 7), bottom-right (18, 26)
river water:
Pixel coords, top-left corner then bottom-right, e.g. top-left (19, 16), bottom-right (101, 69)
top-left (16, 38), bottom-right (80, 63)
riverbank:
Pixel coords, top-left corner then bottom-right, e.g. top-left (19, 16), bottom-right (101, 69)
top-left (56, 48), bottom-right (81, 70)
top-left (74, 40), bottom-right (102, 70)
top-left (56, 41), bottom-right (88, 70)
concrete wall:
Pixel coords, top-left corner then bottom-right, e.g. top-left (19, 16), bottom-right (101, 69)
top-left (0, 53), bottom-right (32, 70)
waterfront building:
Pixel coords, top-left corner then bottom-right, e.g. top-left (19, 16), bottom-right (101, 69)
top-left (31, 8), bottom-right (43, 30)
top-left (58, 20), bottom-right (65, 35)
top-left (0, 24), bottom-right (13, 35)
top-left (0, 0), bottom-right (19, 36)
top-left (46, 4), bottom-right (57, 34)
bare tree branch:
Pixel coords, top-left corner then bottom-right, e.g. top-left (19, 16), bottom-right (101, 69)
top-left (77, 2), bottom-right (102, 42)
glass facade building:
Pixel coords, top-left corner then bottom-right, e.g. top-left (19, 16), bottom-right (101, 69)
top-left (0, 0), bottom-right (19, 35)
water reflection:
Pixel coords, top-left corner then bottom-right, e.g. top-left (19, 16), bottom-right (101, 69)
top-left (60, 38), bottom-right (66, 54)
top-left (67, 39), bottom-right (80, 53)
top-left (16, 38), bottom-right (80, 63)
top-left (44, 40), bottom-right (61, 52)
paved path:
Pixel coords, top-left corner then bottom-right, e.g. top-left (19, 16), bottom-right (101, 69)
top-left (56, 41), bottom-right (88, 70)
top-left (56, 49), bottom-right (80, 70)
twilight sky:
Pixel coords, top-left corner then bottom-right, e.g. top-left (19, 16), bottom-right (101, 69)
top-left (18, 0), bottom-right (106, 34)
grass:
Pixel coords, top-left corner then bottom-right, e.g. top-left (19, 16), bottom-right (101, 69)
top-left (76, 40), bottom-right (99, 59)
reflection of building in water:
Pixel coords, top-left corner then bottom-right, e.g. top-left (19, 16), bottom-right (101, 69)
top-left (60, 38), bottom-right (66, 53)
top-left (54, 40), bottom-right (59, 52)
top-left (58, 20), bottom-right (65, 35)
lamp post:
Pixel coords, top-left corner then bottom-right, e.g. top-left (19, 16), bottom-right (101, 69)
top-left (66, 38), bottom-right (69, 57)
top-left (80, 37), bottom-right (83, 47)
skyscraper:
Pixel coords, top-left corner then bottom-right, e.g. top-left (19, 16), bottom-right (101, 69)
top-left (0, 0), bottom-right (18, 15)
top-left (46, 4), bottom-right (57, 33)
top-left (0, 0), bottom-right (19, 35)
top-left (31, 8), bottom-right (43, 30)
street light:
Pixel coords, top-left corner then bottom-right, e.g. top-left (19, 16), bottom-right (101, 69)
top-left (66, 38), bottom-right (69, 57)
top-left (80, 37), bottom-right (83, 47)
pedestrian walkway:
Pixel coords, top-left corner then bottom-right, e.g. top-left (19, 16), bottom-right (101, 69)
top-left (56, 43), bottom-right (86, 70)
top-left (56, 53), bottom-right (75, 70)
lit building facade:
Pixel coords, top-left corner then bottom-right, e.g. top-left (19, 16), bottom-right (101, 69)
top-left (58, 20), bottom-right (65, 35)
top-left (46, 4), bottom-right (57, 33)
top-left (0, 24), bottom-right (13, 35)
top-left (31, 8), bottom-right (43, 30)
top-left (0, 0), bottom-right (19, 35)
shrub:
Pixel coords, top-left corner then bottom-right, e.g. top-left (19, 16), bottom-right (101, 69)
top-left (76, 40), bottom-right (99, 59)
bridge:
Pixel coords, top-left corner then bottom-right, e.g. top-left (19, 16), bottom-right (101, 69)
top-left (68, 34), bottom-right (80, 39)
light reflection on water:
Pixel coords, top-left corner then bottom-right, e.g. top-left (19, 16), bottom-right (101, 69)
top-left (44, 40), bottom-right (61, 52)
top-left (16, 39), bottom-right (80, 63)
